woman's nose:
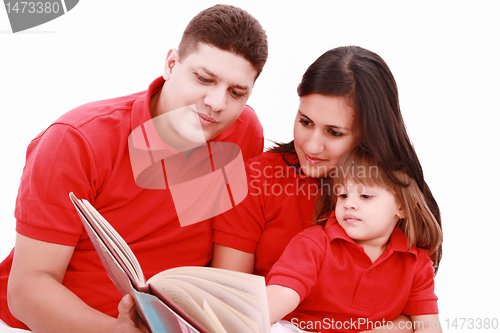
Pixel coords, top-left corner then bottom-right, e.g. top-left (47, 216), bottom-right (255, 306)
top-left (304, 131), bottom-right (324, 155)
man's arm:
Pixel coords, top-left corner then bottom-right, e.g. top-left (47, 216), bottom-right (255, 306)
top-left (7, 233), bottom-right (116, 333)
top-left (212, 243), bottom-right (255, 273)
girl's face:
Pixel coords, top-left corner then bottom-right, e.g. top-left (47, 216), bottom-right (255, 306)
top-left (335, 181), bottom-right (404, 249)
top-left (293, 94), bottom-right (357, 178)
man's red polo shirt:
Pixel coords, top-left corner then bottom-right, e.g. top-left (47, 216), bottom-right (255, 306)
top-left (267, 222), bottom-right (438, 333)
top-left (0, 77), bottom-right (264, 329)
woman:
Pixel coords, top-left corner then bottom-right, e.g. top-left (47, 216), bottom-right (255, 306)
top-left (115, 46), bottom-right (442, 332)
top-left (213, 46), bottom-right (441, 277)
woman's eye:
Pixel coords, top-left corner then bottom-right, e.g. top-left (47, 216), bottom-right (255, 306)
top-left (327, 129), bottom-right (343, 137)
top-left (299, 118), bottom-right (312, 127)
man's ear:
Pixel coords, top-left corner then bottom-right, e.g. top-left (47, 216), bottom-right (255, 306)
top-left (163, 48), bottom-right (179, 81)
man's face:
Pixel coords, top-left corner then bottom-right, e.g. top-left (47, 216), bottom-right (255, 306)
top-left (157, 43), bottom-right (257, 147)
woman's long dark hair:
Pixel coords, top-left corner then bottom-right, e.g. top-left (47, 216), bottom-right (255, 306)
top-left (270, 46), bottom-right (442, 273)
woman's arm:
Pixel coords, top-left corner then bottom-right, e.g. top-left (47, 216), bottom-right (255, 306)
top-left (212, 243), bottom-right (255, 273)
top-left (266, 285), bottom-right (301, 324)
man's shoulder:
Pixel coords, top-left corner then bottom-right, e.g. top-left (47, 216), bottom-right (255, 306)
top-left (240, 104), bottom-right (259, 121)
top-left (231, 104), bottom-right (261, 133)
top-left (54, 90), bottom-right (145, 129)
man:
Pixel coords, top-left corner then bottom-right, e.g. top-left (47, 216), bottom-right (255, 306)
top-left (0, 4), bottom-right (267, 332)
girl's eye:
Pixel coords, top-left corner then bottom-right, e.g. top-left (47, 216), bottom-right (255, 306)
top-left (299, 118), bottom-right (312, 127)
top-left (360, 194), bottom-right (372, 199)
top-left (337, 194), bottom-right (347, 199)
top-left (327, 128), bottom-right (343, 137)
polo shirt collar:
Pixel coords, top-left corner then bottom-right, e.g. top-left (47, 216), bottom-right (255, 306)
top-left (131, 76), bottom-right (164, 134)
top-left (325, 219), bottom-right (417, 256)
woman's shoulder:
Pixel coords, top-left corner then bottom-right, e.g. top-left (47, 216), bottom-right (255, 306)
top-left (246, 151), bottom-right (298, 168)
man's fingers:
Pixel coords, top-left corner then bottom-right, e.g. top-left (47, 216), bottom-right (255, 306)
top-left (118, 294), bottom-right (136, 320)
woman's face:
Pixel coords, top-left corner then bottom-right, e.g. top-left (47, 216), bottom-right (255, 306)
top-left (294, 94), bottom-right (357, 178)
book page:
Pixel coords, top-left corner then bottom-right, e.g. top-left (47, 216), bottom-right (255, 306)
top-left (70, 193), bottom-right (146, 288)
top-left (162, 279), bottom-right (255, 333)
top-left (150, 279), bottom-right (220, 333)
top-left (81, 199), bottom-right (146, 286)
top-left (152, 267), bottom-right (268, 303)
top-left (203, 300), bottom-right (227, 333)
top-left (132, 288), bottom-right (203, 333)
top-left (69, 193), bottom-right (145, 294)
top-left (152, 274), bottom-right (268, 333)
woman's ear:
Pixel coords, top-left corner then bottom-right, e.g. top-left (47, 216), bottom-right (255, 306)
top-left (163, 48), bottom-right (179, 81)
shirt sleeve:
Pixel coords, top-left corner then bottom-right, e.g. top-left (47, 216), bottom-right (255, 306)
top-left (239, 105), bottom-right (264, 160)
top-left (402, 249), bottom-right (439, 315)
top-left (15, 123), bottom-right (100, 246)
top-left (213, 159), bottom-right (267, 253)
top-left (266, 227), bottom-right (328, 302)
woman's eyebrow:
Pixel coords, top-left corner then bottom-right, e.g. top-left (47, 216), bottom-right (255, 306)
top-left (298, 110), bottom-right (350, 131)
top-left (297, 110), bottom-right (313, 123)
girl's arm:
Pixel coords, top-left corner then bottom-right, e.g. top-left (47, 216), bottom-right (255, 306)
top-left (359, 315), bottom-right (413, 332)
top-left (266, 285), bottom-right (301, 324)
top-left (410, 314), bottom-right (442, 333)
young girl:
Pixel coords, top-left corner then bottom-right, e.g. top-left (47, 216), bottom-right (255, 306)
top-left (266, 147), bottom-right (443, 333)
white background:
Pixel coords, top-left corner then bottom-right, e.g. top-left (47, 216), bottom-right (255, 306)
top-left (1, 0), bottom-right (499, 330)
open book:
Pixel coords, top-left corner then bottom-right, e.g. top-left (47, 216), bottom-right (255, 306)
top-left (69, 193), bottom-right (271, 333)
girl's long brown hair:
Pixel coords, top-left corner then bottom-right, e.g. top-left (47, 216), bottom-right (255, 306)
top-left (317, 148), bottom-right (443, 271)
top-left (269, 46), bottom-right (442, 272)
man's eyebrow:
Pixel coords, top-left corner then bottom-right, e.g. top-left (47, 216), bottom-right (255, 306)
top-left (297, 110), bottom-right (350, 131)
top-left (201, 67), bottom-right (250, 91)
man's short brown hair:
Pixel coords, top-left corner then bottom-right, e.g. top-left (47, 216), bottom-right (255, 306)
top-left (178, 4), bottom-right (268, 79)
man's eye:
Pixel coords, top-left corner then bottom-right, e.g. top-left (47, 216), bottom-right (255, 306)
top-left (196, 74), bottom-right (211, 83)
top-left (229, 89), bottom-right (243, 99)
